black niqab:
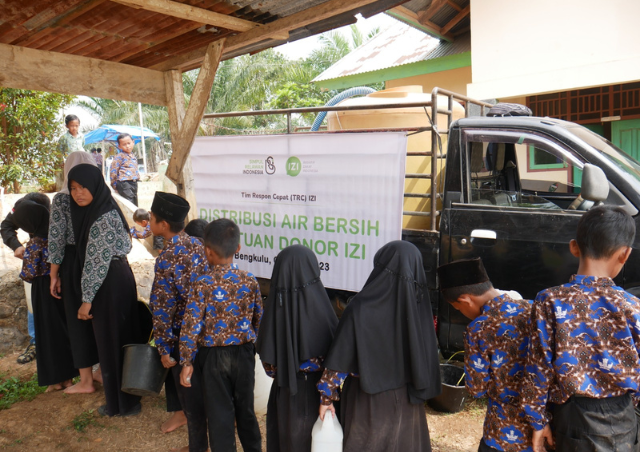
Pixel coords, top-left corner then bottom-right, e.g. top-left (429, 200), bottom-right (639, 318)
top-left (256, 245), bottom-right (338, 395)
top-left (68, 164), bottom-right (128, 265)
top-left (12, 200), bottom-right (49, 238)
top-left (323, 240), bottom-right (441, 403)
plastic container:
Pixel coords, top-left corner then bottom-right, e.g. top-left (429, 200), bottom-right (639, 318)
top-left (427, 364), bottom-right (468, 413)
top-left (254, 355), bottom-right (272, 417)
top-left (326, 86), bottom-right (465, 230)
top-left (311, 413), bottom-right (343, 452)
top-left (121, 344), bottom-right (169, 397)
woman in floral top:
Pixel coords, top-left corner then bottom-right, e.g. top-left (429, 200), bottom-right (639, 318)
top-left (49, 151), bottom-right (100, 394)
top-left (13, 200), bottom-right (77, 391)
top-left (68, 163), bottom-right (143, 417)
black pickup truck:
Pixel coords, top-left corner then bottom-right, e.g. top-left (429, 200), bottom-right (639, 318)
top-left (406, 112), bottom-right (640, 354)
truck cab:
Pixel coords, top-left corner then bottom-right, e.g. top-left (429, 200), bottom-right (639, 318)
top-left (435, 115), bottom-right (640, 353)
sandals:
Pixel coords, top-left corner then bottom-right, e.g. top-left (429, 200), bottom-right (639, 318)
top-left (17, 343), bottom-right (36, 364)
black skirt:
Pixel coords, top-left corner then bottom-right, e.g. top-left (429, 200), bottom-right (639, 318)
top-left (90, 258), bottom-right (143, 415)
top-left (61, 245), bottom-right (99, 369)
top-left (266, 371), bottom-right (323, 452)
top-left (340, 377), bottom-right (431, 452)
top-left (31, 275), bottom-right (78, 386)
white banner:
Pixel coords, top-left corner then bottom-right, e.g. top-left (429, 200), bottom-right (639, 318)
top-left (191, 132), bottom-right (407, 292)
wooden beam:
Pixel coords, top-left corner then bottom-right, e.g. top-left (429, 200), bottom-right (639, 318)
top-left (150, 0), bottom-right (383, 71)
top-left (387, 6), bottom-right (454, 42)
top-left (440, 5), bottom-right (470, 35)
top-left (112, 0), bottom-right (260, 32)
top-left (446, 1), bottom-right (462, 12)
top-left (165, 39), bottom-right (224, 186)
top-left (0, 42), bottom-right (166, 105)
top-left (421, 0), bottom-right (447, 20)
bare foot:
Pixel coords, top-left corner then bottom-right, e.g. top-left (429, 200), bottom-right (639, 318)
top-left (169, 446), bottom-right (189, 452)
top-left (62, 379), bottom-right (73, 388)
top-left (161, 411), bottom-right (187, 433)
top-left (46, 384), bottom-right (63, 392)
top-left (63, 380), bottom-right (95, 394)
top-left (93, 366), bottom-right (103, 384)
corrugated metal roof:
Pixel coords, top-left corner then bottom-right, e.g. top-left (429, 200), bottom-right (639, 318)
top-left (0, 0), bottom-right (407, 70)
top-left (313, 21), bottom-right (470, 83)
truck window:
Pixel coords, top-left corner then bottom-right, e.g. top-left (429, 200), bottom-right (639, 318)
top-left (466, 133), bottom-right (584, 210)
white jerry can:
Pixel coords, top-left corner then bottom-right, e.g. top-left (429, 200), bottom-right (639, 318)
top-left (311, 412), bottom-right (343, 452)
top-left (254, 355), bottom-right (272, 417)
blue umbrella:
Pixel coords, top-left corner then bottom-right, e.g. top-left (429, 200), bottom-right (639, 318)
top-left (84, 124), bottom-right (160, 145)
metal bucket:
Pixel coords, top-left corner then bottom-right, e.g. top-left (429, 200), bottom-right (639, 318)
top-left (121, 344), bottom-right (169, 397)
top-left (427, 364), bottom-right (468, 413)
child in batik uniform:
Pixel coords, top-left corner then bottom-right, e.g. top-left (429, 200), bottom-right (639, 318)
top-left (438, 258), bottom-right (533, 452)
top-left (180, 218), bottom-right (263, 452)
top-left (521, 206), bottom-right (640, 451)
top-left (149, 192), bottom-right (208, 451)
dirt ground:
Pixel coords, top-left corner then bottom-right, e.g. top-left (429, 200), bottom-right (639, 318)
top-left (0, 351), bottom-right (484, 451)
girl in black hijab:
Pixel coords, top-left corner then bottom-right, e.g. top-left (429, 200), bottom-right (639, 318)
top-left (13, 199), bottom-right (78, 391)
top-left (256, 245), bottom-right (339, 452)
top-left (317, 240), bottom-right (441, 452)
top-left (68, 163), bottom-right (142, 417)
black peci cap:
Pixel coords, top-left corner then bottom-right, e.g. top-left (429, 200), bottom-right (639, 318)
top-left (437, 257), bottom-right (490, 289)
top-left (151, 192), bottom-right (190, 222)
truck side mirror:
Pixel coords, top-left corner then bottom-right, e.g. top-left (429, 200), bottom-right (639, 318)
top-left (581, 163), bottom-right (609, 202)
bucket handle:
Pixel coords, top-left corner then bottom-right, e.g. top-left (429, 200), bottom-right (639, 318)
top-left (444, 350), bottom-right (466, 387)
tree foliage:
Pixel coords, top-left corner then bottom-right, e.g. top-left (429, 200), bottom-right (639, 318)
top-left (0, 88), bottom-right (73, 192)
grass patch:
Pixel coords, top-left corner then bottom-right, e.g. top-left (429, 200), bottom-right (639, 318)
top-left (0, 373), bottom-right (46, 410)
top-left (71, 410), bottom-right (103, 433)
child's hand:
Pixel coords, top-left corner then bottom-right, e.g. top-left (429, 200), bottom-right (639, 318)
top-left (532, 424), bottom-right (554, 452)
top-left (319, 403), bottom-right (335, 421)
top-left (77, 303), bottom-right (93, 321)
top-left (13, 246), bottom-right (25, 259)
top-left (180, 365), bottom-right (193, 387)
top-left (161, 354), bottom-right (177, 368)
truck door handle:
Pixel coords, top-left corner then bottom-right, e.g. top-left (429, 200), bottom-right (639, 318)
top-left (470, 229), bottom-right (497, 240)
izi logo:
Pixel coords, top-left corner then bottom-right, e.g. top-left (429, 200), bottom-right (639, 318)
top-left (265, 156), bottom-right (276, 175)
top-left (286, 156), bottom-right (301, 177)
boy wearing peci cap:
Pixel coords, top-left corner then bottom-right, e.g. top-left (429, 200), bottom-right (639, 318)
top-left (438, 258), bottom-right (533, 452)
top-left (149, 192), bottom-right (209, 452)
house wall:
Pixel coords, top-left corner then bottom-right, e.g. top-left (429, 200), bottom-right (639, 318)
top-left (467, 0), bottom-right (640, 100)
top-left (386, 66), bottom-right (472, 96)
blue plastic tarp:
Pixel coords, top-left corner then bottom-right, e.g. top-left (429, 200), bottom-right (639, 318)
top-left (84, 124), bottom-right (160, 145)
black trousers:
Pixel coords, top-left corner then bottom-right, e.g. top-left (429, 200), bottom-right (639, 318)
top-left (266, 370), bottom-right (323, 452)
top-left (61, 245), bottom-right (99, 369)
top-left (170, 347), bottom-right (208, 452)
top-left (90, 259), bottom-right (142, 416)
top-left (478, 438), bottom-right (498, 452)
top-left (115, 180), bottom-right (138, 206)
top-left (197, 343), bottom-right (261, 452)
top-left (551, 393), bottom-right (639, 452)
top-left (165, 370), bottom-right (182, 412)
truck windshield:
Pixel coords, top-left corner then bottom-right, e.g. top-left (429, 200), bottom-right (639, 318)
top-left (567, 125), bottom-right (640, 185)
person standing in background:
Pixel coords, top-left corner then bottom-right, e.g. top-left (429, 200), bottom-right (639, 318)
top-left (58, 115), bottom-right (85, 156)
top-left (109, 134), bottom-right (140, 206)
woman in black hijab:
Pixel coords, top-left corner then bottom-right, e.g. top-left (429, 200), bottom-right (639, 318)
top-left (13, 199), bottom-right (78, 390)
top-left (317, 240), bottom-right (441, 452)
top-left (68, 164), bottom-right (142, 417)
top-left (256, 245), bottom-right (339, 452)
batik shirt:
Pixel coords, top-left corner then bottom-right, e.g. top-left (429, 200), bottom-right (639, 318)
top-left (19, 237), bottom-right (50, 283)
top-left (521, 275), bottom-right (640, 431)
top-left (465, 294), bottom-right (533, 452)
top-left (179, 263), bottom-right (263, 365)
top-left (109, 152), bottom-right (140, 189)
top-left (130, 223), bottom-right (152, 239)
top-left (80, 210), bottom-right (131, 304)
top-left (48, 193), bottom-right (74, 265)
top-left (150, 232), bottom-right (208, 356)
top-left (317, 369), bottom-right (358, 405)
top-left (262, 357), bottom-right (323, 378)
top-left (58, 132), bottom-right (85, 156)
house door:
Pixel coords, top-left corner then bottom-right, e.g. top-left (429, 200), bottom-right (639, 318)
top-left (612, 119), bottom-right (640, 160)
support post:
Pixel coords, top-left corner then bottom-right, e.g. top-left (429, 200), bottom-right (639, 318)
top-left (163, 38), bottom-right (225, 218)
